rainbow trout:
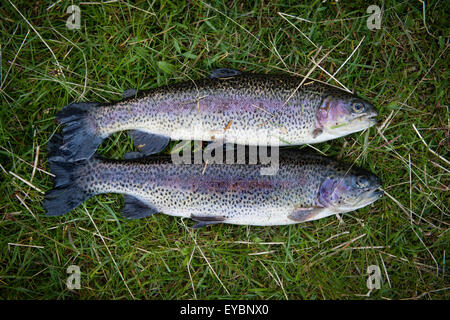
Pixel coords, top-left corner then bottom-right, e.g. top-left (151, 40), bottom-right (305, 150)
top-left (44, 136), bottom-right (383, 227)
top-left (56, 69), bottom-right (378, 162)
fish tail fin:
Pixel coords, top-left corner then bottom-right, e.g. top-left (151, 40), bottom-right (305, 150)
top-left (56, 102), bottom-right (104, 161)
top-left (44, 134), bottom-right (94, 216)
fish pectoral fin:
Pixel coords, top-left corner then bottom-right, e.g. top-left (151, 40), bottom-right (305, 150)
top-left (209, 68), bottom-right (242, 79)
top-left (288, 207), bottom-right (323, 222)
top-left (122, 195), bottom-right (159, 219)
top-left (191, 215), bottom-right (226, 229)
top-left (129, 130), bottom-right (170, 156)
top-left (312, 128), bottom-right (323, 139)
top-left (122, 89), bottom-right (137, 99)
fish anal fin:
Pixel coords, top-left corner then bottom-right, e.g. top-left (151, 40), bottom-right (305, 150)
top-left (122, 195), bottom-right (158, 219)
top-left (288, 207), bottom-right (323, 222)
top-left (129, 130), bottom-right (170, 156)
top-left (191, 215), bottom-right (226, 229)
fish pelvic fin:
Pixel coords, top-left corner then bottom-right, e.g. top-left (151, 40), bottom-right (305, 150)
top-left (288, 207), bottom-right (324, 222)
top-left (44, 135), bottom-right (94, 216)
top-left (56, 102), bottom-right (104, 161)
top-left (191, 215), bottom-right (226, 229)
top-left (122, 195), bottom-right (159, 219)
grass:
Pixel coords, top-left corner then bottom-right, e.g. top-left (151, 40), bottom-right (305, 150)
top-left (0, 0), bottom-right (448, 299)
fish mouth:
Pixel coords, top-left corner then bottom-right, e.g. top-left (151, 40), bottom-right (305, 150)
top-left (330, 112), bottom-right (378, 132)
top-left (366, 112), bottom-right (378, 126)
top-left (343, 113), bottom-right (378, 130)
top-left (370, 189), bottom-right (384, 199)
top-left (334, 188), bottom-right (383, 212)
top-left (355, 112), bottom-right (378, 125)
top-left (328, 115), bottom-right (377, 134)
top-left (359, 188), bottom-right (384, 205)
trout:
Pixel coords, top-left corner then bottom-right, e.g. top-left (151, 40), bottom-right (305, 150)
top-left (44, 135), bottom-right (383, 227)
top-left (56, 68), bottom-right (378, 162)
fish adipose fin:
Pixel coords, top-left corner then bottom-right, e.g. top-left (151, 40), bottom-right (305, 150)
top-left (122, 195), bottom-right (159, 219)
top-left (191, 215), bottom-right (226, 229)
top-left (288, 207), bottom-right (323, 222)
top-left (44, 134), bottom-right (94, 216)
top-left (122, 89), bottom-right (137, 99)
top-left (129, 130), bottom-right (170, 156)
top-left (56, 102), bottom-right (104, 161)
top-left (209, 68), bottom-right (242, 79)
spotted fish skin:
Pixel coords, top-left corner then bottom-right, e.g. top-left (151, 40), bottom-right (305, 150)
top-left (44, 144), bottom-right (383, 226)
top-left (92, 73), bottom-right (327, 142)
top-left (56, 71), bottom-right (378, 161)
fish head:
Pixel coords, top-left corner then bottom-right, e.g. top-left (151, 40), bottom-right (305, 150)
top-left (318, 168), bottom-right (383, 213)
top-left (316, 94), bottom-right (378, 139)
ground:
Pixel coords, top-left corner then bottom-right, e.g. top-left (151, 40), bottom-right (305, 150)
top-left (0, 0), bottom-right (448, 299)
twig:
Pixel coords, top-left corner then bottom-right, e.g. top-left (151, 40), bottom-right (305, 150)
top-left (412, 124), bottom-right (449, 165)
top-left (187, 247), bottom-right (197, 299)
top-left (8, 243), bottom-right (44, 249)
top-left (379, 253), bottom-right (392, 288)
top-left (9, 171), bottom-right (44, 194)
top-left (329, 36), bottom-right (365, 80)
top-left (0, 29), bottom-right (30, 89)
top-left (31, 145), bottom-right (40, 182)
top-left (277, 12), bottom-right (317, 48)
top-left (181, 220), bottom-right (230, 295)
top-left (14, 193), bottom-right (37, 221)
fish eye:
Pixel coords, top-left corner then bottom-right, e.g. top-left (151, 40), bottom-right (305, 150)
top-left (352, 102), bottom-right (364, 113)
top-left (356, 175), bottom-right (369, 188)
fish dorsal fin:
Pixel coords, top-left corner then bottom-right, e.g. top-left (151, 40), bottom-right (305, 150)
top-left (122, 195), bottom-right (159, 219)
top-left (288, 207), bottom-right (323, 222)
top-left (122, 89), bottom-right (137, 99)
top-left (129, 130), bottom-right (170, 156)
top-left (191, 215), bottom-right (226, 229)
top-left (209, 68), bottom-right (242, 79)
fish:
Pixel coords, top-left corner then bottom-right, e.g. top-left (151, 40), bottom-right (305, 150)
top-left (55, 68), bottom-right (378, 162)
top-left (43, 135), bottom-right (383, 227)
